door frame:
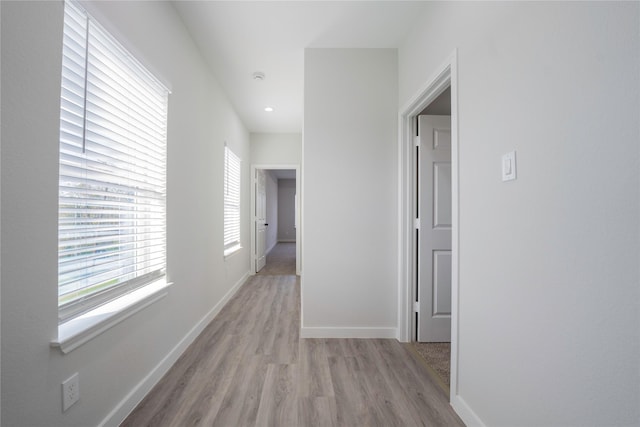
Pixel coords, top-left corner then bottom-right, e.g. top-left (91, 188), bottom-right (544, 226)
top-left (397, 50), bottom-right (459, 399)
top-left (250, 164), bottom-right (301, 275)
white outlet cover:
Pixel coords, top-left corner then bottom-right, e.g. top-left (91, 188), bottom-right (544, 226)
top-left (502, 150), bottom-right (517, 181)
top-left (62, 372), bottom-right (80, 411)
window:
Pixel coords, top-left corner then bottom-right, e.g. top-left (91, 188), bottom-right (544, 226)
top-left (58, 0), bottom-right (169, 323)
top-left (223, 145), bottom-right (241, 256)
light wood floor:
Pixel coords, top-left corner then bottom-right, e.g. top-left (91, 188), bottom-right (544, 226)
top-left (257, 242), bottom-right (296, 276)
top-left (122, 272), bottom-right (464, 426)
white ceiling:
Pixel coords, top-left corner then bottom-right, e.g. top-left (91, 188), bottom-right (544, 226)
top-left (172, 1), bottom-right (430, 134)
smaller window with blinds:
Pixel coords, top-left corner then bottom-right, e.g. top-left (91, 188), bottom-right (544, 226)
top-left (58, 0), bottom-right (169, 323)
top-left (224, 145), bottom-right (242, 256)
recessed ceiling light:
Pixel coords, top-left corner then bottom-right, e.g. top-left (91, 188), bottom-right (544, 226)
top-left (264, 106), bottom-right (274, 112)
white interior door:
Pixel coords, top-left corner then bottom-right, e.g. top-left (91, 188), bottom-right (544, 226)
top-left (255, 169), bottom-right (267, 272)
top-left (418, 115), bottom-right (452, 342)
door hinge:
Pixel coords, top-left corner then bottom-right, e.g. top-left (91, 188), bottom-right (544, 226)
top-left (414, 136), bottom-right (420, 147)
top-left (413, 301), bottom-right (420, 313)
top-left (414, 218), bottom-right (420, 229)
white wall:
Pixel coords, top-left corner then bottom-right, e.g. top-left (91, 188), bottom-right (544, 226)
top-left (277, 179), bottom-right (296, 242)
top-left (399, 2), bottom-right (639, 426)
top-left (1, 1), bottom-right (251, 426)
top-left (302, 49), bottom-right (397, 337)
top-left (250, 133), bottom-right (302, 165)
top-left (265, 171), bottom-right (279, 253)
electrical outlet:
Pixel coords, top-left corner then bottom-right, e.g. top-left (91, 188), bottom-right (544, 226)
top-left (62, 373), bottom-right (80, 412)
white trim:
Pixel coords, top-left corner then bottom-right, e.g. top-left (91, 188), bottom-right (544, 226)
top-left (397, 52), bottom-right (455, 343)
top-left (52, 278), bottom-right (171, 354)
top-left (223, 244), bottom-right (243, 259)
top-left (250, 164), bottom-right (301, 276)
top-left (99, 271), bottom-right (250, 427)
top-left (397, 49), bottom-right (463, 413)
top-left (451, 395), bottom-right (486, 427)
top-left (300, 327), bottom-right (397, 339)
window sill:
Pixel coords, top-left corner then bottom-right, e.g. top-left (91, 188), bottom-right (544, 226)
top-left (224, 244), bottom-right (242, 259)
top-left (51, 278), bottom-right (172, 354)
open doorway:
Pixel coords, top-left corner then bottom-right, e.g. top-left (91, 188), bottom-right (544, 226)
top-left (398, 51), bottom-right (460, 403)
top-left (411, 87), bottom-right (452, 391)
top-left (251, 166), bottom-right (300, 276)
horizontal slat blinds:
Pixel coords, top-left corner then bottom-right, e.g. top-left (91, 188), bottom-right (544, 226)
top-left (224, 146), bottom-right (241, 253)
top-left (58, 0), bottom-right (169, 321)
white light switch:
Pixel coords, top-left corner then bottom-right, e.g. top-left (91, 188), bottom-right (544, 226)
top-left (502, 151), bottom-right (517, 181)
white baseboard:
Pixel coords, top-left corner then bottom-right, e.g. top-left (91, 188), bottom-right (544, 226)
top-left (451, 394), bottom-right (485, 427)
top-left (300, 326), bottom-right (397, 339)
top-left (99, 271), bottom-right (251, 427)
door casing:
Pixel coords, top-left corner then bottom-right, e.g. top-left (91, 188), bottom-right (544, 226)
top-left (250, 164), bottom-right (301, 276)
top-left (397, 50), bottom-right (459, 401)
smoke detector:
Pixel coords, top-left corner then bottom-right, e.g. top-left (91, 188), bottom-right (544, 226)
top-left (252, 72), bottom-right (265, 81)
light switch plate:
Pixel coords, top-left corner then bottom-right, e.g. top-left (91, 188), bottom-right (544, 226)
top-left (502, 150), bottom-right (517, 181)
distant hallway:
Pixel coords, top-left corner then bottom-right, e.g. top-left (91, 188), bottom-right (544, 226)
top-left (258, 242), bottom-right (296, 276)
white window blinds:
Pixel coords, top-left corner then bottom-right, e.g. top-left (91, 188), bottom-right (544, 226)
top-left (58, 0), bottom-right (169, 321)
top-left (224, 145), bottom-right (241, 254)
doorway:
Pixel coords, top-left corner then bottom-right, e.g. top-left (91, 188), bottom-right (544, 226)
top-left (397, 51), bottom-right (459, 402)
top-left (413, 90), bottom-right (452, 389)
top-left (251, 165), bottom-right (301, 276)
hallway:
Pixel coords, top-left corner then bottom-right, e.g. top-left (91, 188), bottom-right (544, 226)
top-left (257, 242), bottom-right (296, 276)
top-left (122, 272), bottom-right (463, 426)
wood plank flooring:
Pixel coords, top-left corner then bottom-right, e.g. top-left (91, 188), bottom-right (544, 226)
top-left (122, 273), bottom-right (464, 426)
top-left (257, 242), bottom-right (296, 276)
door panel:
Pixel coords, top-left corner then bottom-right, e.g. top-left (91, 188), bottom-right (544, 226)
top-left (418, 115), bottom-right (452, 342)
top-left (433, 127), bottom-right (451, 150)
top-left (256, 169), bottom-right (267, 272)
top-left (434, 162), bottom-right (452, 228)
top-left (433, 250), bottom-right (452, 316)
